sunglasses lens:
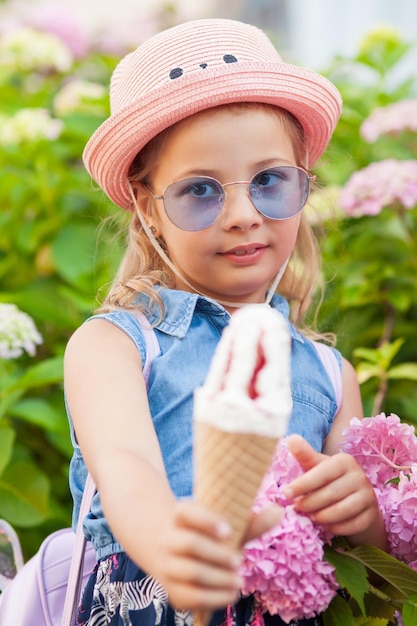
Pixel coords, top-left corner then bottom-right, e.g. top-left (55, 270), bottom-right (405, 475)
top-left (250, 166), bottom-right (309, 220)
top-left (162, 167), bottom-right (310, 231)
top-left (164, 177), bottom-right (224, 231)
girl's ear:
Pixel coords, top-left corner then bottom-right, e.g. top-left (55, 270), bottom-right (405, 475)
top-left (130, 182), bottom-right (151, 218)
top-left (129, 182), bottom-right (162, 238)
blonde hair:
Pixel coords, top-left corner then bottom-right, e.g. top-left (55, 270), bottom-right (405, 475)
top-left (96, 103), bottom-right (326, 336)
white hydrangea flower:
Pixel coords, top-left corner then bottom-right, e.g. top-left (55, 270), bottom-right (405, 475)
top-left (0, 27), bottom-right (73, 72)
top-left (53, 79), bottom-right (106, 116)
top-left (0, 304), bottom-right (43, 359)
top-left (0, 108), bottom-right (63, 145)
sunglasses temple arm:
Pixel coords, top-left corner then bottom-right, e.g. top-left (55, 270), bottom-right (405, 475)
top-left (128, 184), bottom-right (201, 295)
top-left (265, 256), bottom-right (290, 305)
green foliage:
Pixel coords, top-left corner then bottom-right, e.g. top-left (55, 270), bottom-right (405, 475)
top-left (323, 542), bottom-right (417, 625)
top-left (0, 28), bottom-right (125, 557)
top-left (312, 26), bottom-right (417, 426)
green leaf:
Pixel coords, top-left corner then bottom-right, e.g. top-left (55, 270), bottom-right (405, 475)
top-left (51, 221), bottom-right (101, 290)
top-left (354, 347), bottom-right (381, 364)
top-left (388, 363), bottom-right (417, 381)
top-left (0, 459), bottom-right (49, 526)
top-left (0, 426), bottom-right (15, 476)
top-left (349, 545), bottom-right (417, 597)
top-left (356, 363), bottom-right (382, 384)
top-left (402, 594), bottom-right (417, 626)
top-left (353, 617), bottom-right (389, 625)
top-left (6, 356), bottom-right (63, 392)
top-left (325, 546), bottom-right (368, 614)
top-left (8, 397), bottom-right (67, 432)
top-left (322, 593), bottom-right (355, 626)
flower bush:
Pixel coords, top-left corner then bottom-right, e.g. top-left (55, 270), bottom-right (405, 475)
top-left (0, 11), bottom-right (125, 557)
top-left (0, 0), bottom-right (179, 558)
top-left (0, 304), bottom-right (43, 358)
top-left (240, 413), bottom-right (417, 625)
top-left (313, 26), bottom-right (417, 423)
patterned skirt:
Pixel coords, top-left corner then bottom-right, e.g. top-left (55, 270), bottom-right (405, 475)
top-left (76, 553), bottom-right (323, 626)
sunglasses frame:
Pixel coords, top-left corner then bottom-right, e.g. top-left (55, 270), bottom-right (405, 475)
top-left (144, 165), bottom-right (315, 231)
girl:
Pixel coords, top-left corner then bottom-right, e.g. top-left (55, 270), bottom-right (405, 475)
top-left (64, 18), bottom-right (387, 626)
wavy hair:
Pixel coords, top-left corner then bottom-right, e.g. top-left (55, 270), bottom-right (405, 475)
top-left (96, 103), bottom-right (327, 336)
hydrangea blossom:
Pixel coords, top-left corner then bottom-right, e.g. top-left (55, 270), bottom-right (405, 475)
top-left (0, 304), bottom-right (43, 359)
top-left (339, 159), bottom-right (417, 216)
top-left (341, 413), bottom-right (417, 488)
top-left (360, 100), bottom-right (417, 143)
top-left (241, 506), bottom-right (337, 623)
top-left (341, 413), bottom-right (417, 567)
top-left (383, 467), bottom-right (417, 564)
top-left (238, 414), bottom-right (417, 621)
top-left (0, 27), bottom-right (72, 72)
top-left (26, 4), bottom-right (90, 59)
top-left (239, 441), bottom-right (338, 622)
top-left (53, 80), bottom-right (106, 117)
top-left (0, 108), bottom-right (63, 145)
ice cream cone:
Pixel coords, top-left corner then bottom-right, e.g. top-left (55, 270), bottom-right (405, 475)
top-left (192, 305), bottom-right (293, 626)
top-left (193, 424), bottom-right (278, 626)
top-left (194, 422), bottom-right (278, 548)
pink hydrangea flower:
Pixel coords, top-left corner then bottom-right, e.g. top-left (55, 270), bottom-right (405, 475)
top-left (239, 417), bottom-right (417, 620)
top-left (361, 100), bottom-right (417, 142)
top-left (241, 506), bottom-right (338, 623)
top-left (342, 413), bottom-right (417, 566)
top-left (381, 467), bottom-right (417, 564)
top-left (27, 4), bottom-right (90, 58)
top-left (339, 159), bottom-right (417, 216)
top-left (254, 440), bottom-right (304, 510)
top-left (340, 413), bottom-right (417, 488)
top-left (240, 441), bottom-right (338, 622)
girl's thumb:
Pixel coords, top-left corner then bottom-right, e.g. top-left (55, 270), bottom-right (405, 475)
top-left (286, 434), bottom-right (326, 471)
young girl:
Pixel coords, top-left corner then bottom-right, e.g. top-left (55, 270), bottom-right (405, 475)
top-left (64, 18), bottom-right (387, 626)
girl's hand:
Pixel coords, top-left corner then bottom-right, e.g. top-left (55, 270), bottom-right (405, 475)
top-left (154, 499), bottom-right (240, 610)
top-left (153, 499), bottom-right (282, 611)
top-left (284, 435), bottom-right (387, 549)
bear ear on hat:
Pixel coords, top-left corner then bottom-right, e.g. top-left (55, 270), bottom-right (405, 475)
top-left (83, 18), bottom-right (342, 210)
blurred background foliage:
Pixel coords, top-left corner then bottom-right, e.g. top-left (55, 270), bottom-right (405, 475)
top-left (0, 17), bottom-right (416, 558)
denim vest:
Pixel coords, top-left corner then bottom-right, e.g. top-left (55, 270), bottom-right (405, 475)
top-left (67, 288), bottom-right (342, 559)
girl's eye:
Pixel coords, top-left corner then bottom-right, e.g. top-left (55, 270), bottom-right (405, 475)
top-left (186, 180), bottom-right (219, 198)
top-left (254, 169), bottom-right (284, 188)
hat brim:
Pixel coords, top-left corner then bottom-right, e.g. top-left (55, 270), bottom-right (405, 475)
top-left (83, 61), bottom-right (342, 210)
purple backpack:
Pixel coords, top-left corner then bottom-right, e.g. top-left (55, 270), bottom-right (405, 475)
top-left (0, 312), bottom-right (159, 626)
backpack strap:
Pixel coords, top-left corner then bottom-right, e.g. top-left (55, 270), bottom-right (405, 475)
top-left (312, 340), bottom-right (342, 414)
top-left (62, 311), bottom-right (159, 626)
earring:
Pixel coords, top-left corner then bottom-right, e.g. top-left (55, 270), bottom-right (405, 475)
top-left (149, 225), bottom-right (157, 236)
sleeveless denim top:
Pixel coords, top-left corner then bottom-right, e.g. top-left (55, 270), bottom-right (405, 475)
top-left (67, 288), bottom-right (342, 559)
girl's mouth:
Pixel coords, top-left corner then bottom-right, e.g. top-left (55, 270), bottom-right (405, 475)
top-left (221, 244), bottom-right (267, 263)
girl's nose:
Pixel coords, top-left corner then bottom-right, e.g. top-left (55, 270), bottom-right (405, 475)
top-left (219, 184), bottom-right (263, 230)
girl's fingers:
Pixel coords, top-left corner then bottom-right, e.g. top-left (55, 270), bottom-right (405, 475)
top-left (174, 499), bottom-right (233, 541)
top-left (284, 452), bottom-right (360, 500)
top-left (325, 506), bottom-right (379, 537)
top-left (286, 434), bottom-right (326, 472)
top-left (165, 554), bottom-right (241, 590)
top-left (243, 505), bottom-right (283, 544)
top-left (167, 526), bottom-right (239, 569)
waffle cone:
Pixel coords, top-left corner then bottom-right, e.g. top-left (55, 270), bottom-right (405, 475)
top-left (193, 421), bottom-right (278, 626)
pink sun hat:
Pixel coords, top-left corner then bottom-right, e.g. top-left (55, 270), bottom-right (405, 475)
top-left (83, 18), bottom-right (342, 211)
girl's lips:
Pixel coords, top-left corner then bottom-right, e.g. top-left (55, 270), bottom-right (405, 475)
top-left (220, 244), bottom-right (267, 264)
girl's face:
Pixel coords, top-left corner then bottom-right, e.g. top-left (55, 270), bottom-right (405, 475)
top-left (139, 106), bottom-right (303, 308)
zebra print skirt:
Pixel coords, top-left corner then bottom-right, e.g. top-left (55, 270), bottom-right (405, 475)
top-left (76, 553), bottom-right (323, 626)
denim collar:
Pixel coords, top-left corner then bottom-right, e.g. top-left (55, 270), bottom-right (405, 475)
top-left (134, 287), bottom-right (305, 344)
